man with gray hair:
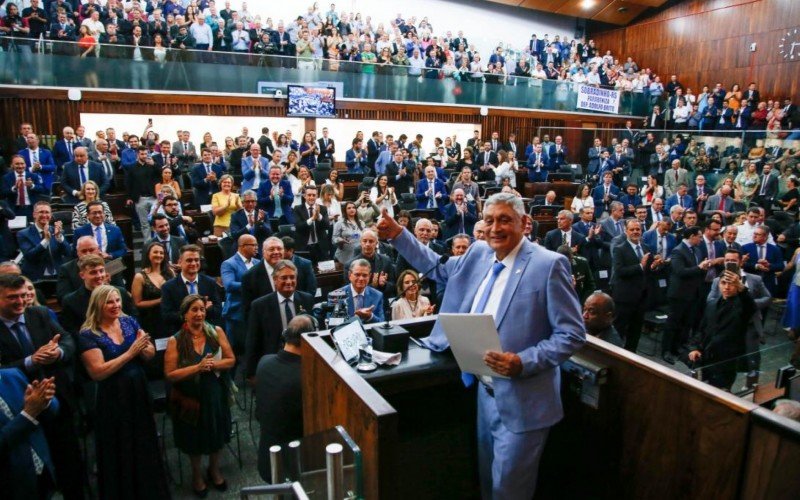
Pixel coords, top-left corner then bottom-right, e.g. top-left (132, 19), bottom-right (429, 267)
top-left (377, 192), bottom-right (584, 498)
top-left (246, 259), bottom-right (315, 379)
top-left (229, 189), bottom-right (272, 254)
top-left (773, 399), bottom-right (800, 422)
top-left (59, 146), bottom-right (108, 203)
top-left (332, 259), bottom-right (386, 323)
top-left (255, 314), bottom-right (317, 481)
top-left (241, 236), bottom-right (284, 318)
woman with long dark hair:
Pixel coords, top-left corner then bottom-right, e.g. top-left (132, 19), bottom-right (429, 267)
top-left (164, 295), bottom-right (235, 497)
top-left (132, 241), bottom-right (175, 341)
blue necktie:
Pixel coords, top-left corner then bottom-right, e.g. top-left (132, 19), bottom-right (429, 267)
top-left (462, 261), bottom-right (506, 387)
top-left (188, 281), bottom-right (197, 295)
top-left (95, 225), bottom-right (103, 249)
top-left (79, 165), bottom-right (87, 185)
top-left (11, 322), bottom-right (35, 357)
top-left (354, 294), bottom-right (363, 313)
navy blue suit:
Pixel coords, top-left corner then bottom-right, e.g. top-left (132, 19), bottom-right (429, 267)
top-left (642, 229), bottom-right (677, 259)
top-left (72, 222), bottom-right (128, 259)
top-left (51, 139), bottom-right (79, 169)
top-left (190, 162), bottom-right (226, 206)
top-left (18, 148), bottom-right (58, 190)
top-left (415, 177), bottom-right (448, 215)
top-left (59, 161), bottom-right (108, 203)
top-left (665, 193), bottom-right (694, 213)
top-left (345, 148), bottom-right (368, 173)
top-left (16, 225), bottom-right (73, 281)
top-left (618, 193), bottom-right (642, 216)
top-left (548, 144), bottom-right (568, 169)
top-left (292, 254), bottom-right (318, 296)
top-left (160, 274), bottom-right (222, 335)
top-left (1, 171), bottom-right (47, 216)
top-left (335, 284), bottom-right (385, 323)
top-left (527, 150), bottom-right (550, 182)
top-left (256, 180), bottom-right (294, 223)
top-left (442, 202), bottom-right (478, 239)
top-left (742, 242), bottom-right (785, 295)
top-left (228, 209), bottom-right (272, 254)
top-left (0, 368), bottom-right (58, 500)
top-left (591, 183), bottom-right (621, 218)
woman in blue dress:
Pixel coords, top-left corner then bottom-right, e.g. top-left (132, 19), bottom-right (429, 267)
top-left (164, 294), bottom-right (235, 497)
top-left (78, 285), bottom-right (169, 500)
top-left (298, 131), bottom-right (318, 170)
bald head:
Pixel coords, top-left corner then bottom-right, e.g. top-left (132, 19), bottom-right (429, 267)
top-left (76, 235), bottom-right (100, 257)
top-left (583, 292), bottom-right (615, 336)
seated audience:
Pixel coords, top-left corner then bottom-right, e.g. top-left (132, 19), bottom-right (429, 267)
top-left (334, 259), bottom-right (386, 324)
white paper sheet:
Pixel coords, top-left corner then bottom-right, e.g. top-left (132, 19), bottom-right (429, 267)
top-left (438, 313), bottom-right (508, 379)
top-left (9, 216), bottom-right (27, 230)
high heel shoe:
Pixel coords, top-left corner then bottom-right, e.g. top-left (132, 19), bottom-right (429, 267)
top-left (207, 467), bottom-right (228, 492)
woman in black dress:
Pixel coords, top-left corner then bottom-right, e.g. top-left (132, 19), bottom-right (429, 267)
top-left (79, 285), bottom-right (169, 500)
top-left (132, 241), bottom-right (175, 341)
top-left (164, 295), bottom-right (235, 497)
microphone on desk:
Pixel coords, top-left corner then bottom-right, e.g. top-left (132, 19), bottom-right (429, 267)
top-left (378, 254), bottom-right (449, 332)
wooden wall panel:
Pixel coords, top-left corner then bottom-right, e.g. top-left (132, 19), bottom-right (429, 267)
top-left (0, 89), bottom-right (630, 160)
top-left (741, 408), bottom-right (800, 500)
top-left (590, 0), bottom-right (800, 102)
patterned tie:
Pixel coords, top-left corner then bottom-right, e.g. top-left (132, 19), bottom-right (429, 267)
top-left (759, 176), bottom-right (767, 196)
top-left (354, 293), bottom-right (363, 312)
top-left (17, 174), bottom-right (25, 206)
top-left (0, 394), bottom-right (44, 474)
top-left (635, 245), bottom-right (643, 260)
top-left (32, 150), bottom-right (39, 164)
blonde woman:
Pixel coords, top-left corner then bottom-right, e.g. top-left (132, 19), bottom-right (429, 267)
top-left (211, 174), bottom-right (242, 236)
top-left (78, 285), bottom-right (168, 499)
top-left (391, 270), bottom-right (435, 320)
top-left (72, 180), bottom-right (115, 230)
top-left (164, 295), bottom-right (235, 496)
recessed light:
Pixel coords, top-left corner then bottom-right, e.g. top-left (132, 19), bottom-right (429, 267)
top-left (581, 0), bottom-right (597, 9)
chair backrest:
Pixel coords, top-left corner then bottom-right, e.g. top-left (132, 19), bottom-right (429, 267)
top-left (51, 210), bottom-right (73, 234)
top-left (278, 224), bottom-right (296, 237)
top-left (312, 166), bottom-right (331, 185)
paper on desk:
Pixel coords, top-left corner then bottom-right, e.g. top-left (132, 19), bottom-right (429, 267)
top-left (372, 349), bottom-right (401, 366)
top-left (200, 204), bottom-right (213, 213)
top-left (438, 313), bottom-right (508, 379)
top-left (9, 216), bottom-right (27, 230)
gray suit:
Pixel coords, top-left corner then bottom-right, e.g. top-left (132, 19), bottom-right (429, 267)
top-left (663, 167), bottom-right (690, 198)
top-left (707, 272), bottom-right (770, 371)
top-left (703, 194), bottom-right (735, 216)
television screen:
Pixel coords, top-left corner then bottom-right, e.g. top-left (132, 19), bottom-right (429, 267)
top-left (287, 85), bottom-right (336, 118)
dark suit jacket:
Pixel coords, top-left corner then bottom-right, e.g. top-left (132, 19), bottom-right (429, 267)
top-left (190, 162), bottom-right (225, 206)
top-left (55, 258), bottom-right (125, 303)
top-left (1, 171), bottom-right (47, 211)
top-left (292, 203), bottom-right (330, 253)
top-left (59, 161), bottom-right (108, 203)
top-left (0, 367), bottom-right (58, 500)
top-left (0, 201), bottom-right (18, 259)
top-left (228, 210), bottom-right (272, 254)
top-left (149, 234), bottom-right (186, 264)
top-left (0, 306), bottom-right (76, 410)
top-left (16, 226), bottom-right (73, 281)
top-left (257, 135), bottom-right (274, 157)
top-left (317, 137), bottom-right (335, 163)
top-left (442, 202), bottom-right (478, 239)
top-left (160, 274), bottom-right (222, 335)
top-left (610, 241), bottom-right (653, 304)
top-left (72, 223), bottom-right (127, 259)
top-left (544, 228), bottom-right (587, 256)
top-left (241, 263), bottom-right (275, 317)
top-left (741, 242), bottom-right (785, 294)
top-left (667, 243), bottom-right (706, 300)
top-left (292, 255), bottom-right (318, 296)
top-left (52, 139), bottom-right (79, 168)
top-left (256, 180), bottom-right (294, 221)
top-left (60, 285), bottom-right (135, 335)
top-left (245, 290), bottom-right (314, 377)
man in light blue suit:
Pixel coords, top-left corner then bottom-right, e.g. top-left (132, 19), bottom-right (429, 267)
top-left (377, 192), bottom-right (585, 499)
top-left (241, 143), bottom-right (270, 193)
top-left (332, 259), bottom-right (386, 324)
top-left (221, 234), bottom-right (260, 357)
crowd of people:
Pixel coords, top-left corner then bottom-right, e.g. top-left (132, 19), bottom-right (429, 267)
top-left (0, 104), bottom-right (800, 495)
top-left (7, 0), bottom-right (800, 125)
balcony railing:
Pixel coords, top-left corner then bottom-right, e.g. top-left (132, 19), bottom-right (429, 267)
top-left (0, 36), bottom-right (649, 116)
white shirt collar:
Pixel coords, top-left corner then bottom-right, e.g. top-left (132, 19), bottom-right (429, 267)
top-left (349, 284), bottom-right (365, 298)
top-left (494, 237), bottom-right (524, 269)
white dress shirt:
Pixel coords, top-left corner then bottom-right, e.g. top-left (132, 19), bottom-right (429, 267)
top-left (469, 238), bottom-right (524, 320)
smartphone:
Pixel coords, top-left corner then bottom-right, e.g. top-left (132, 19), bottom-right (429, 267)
top-left (724, 262), bottom-right (740, 274)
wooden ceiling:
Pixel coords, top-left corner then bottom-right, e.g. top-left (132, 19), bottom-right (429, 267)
top-left (484, 0), bottom-right (669, 25)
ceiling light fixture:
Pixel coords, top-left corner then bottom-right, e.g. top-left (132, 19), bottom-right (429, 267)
top-left (581, 0), bottom-right (597, 9)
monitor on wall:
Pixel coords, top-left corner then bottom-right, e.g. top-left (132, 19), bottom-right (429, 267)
top-left (287, 85), bottom-right (336, 118)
